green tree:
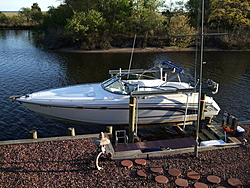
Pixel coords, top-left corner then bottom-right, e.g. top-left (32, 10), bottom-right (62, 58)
top-left (31, 3), bottom-right (41, 11)
top-left (37, 5), bottom-right (74, 49)
top-left (185, 0), bottom-right (211, 27)
top-left (66, 10), bottom-right (108, 48)
top-left (64, 0), bottom-right (99, 12)
top-left (97, 0), bottom-right (133, 34)
top-left (19, 7), bottom-right (32, 23)
top-left (7, 15), bottom-right (24, 27)
top-left (31, 3), bottom-right (43, 24)
top-left (43, 5), bottom-right (73, 28)
top-left (185, 0), bottom-right (199, 26)
top-left (208, 0), bottom-right (250, 32)
top-left (208, 0), bottom-right (250, 48)
top-left (171, 1), bottom-right (186, 13)
top-left (0, 12), bottom-right (8, 23)
top-left (130, 0), bottom-right (165, 35)
top-left (19, 3), bottom-right (43, 24)
top-left (167, 13), bottom-right (196, 47)
top-left (130, 8), bottom-right (165, 35)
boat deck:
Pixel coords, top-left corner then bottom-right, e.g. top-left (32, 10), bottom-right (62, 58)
top-left (113, 137), bottom-right (196, 152)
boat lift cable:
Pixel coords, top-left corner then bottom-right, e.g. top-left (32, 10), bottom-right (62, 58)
top-left (127, 34), bottom-right (137, 80)
top-left (194, 10), bottom-right (200, 87)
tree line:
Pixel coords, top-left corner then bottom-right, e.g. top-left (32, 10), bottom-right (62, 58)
top-left (0, 3), bottom-right (43, 28)
top-left (1, 0), bottom-right (249, 50)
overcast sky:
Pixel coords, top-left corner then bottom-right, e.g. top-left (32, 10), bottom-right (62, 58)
top-left (0, 0), bottom-right (63, 11)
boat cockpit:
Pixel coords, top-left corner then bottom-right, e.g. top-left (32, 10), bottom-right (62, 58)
top-left (101, 76), bottom-right (180, 95)
top-left (102, 61), bottom-right (193, 95)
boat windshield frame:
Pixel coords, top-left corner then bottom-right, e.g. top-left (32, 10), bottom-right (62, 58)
top-left (101, 76), bottom-right (132, 95)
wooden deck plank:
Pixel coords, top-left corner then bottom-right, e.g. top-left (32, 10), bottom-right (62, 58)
top-left (201, 129), bottom-right (217, 140)
top-left (207, 124), bottom-right (225, 139)
top-left (199, 133), bottom-right (207, 141)
top-left (0, 134), bottom-right (100, 146)
top-left (228, 137), bottom-right (242, 144)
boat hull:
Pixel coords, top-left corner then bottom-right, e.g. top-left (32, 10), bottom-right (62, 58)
top-left (19, 99), bottom-right (217, 125)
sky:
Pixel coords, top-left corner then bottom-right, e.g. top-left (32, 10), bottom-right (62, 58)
top-left (0, 0), bottom-right (185, 12)
top-left (0, 0), bottom-right (63, 11)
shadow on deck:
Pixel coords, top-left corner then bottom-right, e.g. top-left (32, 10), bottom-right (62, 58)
top-left (113, 137), bottom-right (196, 152)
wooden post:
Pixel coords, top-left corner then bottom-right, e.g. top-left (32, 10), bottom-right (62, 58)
top-left (68, 127), bottom-right (75, 136)
top-left (222, 111), bottom-right (229, 126)
top-left (30, 130), bottom-right (37, 139)
top-left (106, 126), bottom-right (113, 138)
top-left (232, 117), bottom-right (238, 136)
top-left (199, 92), bottom-right (206, 130)
top-left (204, 117), bottom-right (211, 126)
top-left (129, 96), bottom-right (136, 143)
top-left (106, 126), bottom-right (113, 134)
top-left (194, 92), bottom-right (206, 157)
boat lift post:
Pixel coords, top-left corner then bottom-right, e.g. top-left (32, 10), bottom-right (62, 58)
top-left (130, 89), bottom-right (197, 143)
top-left (128, 96), bottom-right (136, 143)
top-left (183, 93), bottom-right (190, 131)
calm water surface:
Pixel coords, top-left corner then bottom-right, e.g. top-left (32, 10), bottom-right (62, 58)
top-left (0, 30), bottom-right (249, 141)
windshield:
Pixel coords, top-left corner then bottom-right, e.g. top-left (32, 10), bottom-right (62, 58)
top-left (102, 76), bottom-right (136, 95)
top-left (102, 76), bottom-right (176, 95)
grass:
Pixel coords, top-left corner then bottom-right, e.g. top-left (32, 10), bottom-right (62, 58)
top-left (3, 12), bottom-right (19, 17)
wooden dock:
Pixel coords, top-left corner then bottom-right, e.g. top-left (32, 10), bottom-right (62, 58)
top-left (0, 134), bottom-right (99, 146)
top-left (0, 131), bottom-right (242, 161)
top-left (0, 120), bottom-right (246, 161)
top-left (111, 139), bottom-right (242, 160)
top-left (111, 134), bottom-right (242, 160)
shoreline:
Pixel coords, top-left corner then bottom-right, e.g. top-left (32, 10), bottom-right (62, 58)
top-left (55, 46), bottom-right (250, 53)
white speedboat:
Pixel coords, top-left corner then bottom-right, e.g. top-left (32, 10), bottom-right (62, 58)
top-left (11, 61), bottom-right (220, 125)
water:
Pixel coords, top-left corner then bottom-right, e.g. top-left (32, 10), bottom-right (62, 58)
top-left (0, 30), bottom-right (249, 141)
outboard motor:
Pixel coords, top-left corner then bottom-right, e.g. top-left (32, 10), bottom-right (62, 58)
top-left (207, 79), bottom-right (219, 94)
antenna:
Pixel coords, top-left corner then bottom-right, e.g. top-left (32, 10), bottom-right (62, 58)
top-left (194, 0), bottom-right (205, 157)
top-left (194, 0), bottom-right (226, 157)
top-left (171, 0), bottom-right (227, 157)
top-left (127, 34), bottom-right (137, 79)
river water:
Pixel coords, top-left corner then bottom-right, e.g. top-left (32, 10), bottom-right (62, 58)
top-left (0, 30), bottom-right (249, 141)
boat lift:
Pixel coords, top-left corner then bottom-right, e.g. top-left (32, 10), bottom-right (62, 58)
top-left (109, 62), bottom-right (219, 144)
top-left (127, 86), bottom-right (216, 143)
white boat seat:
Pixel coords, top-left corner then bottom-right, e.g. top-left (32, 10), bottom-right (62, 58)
top-left (115, 130), bottom-right (128, 145)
